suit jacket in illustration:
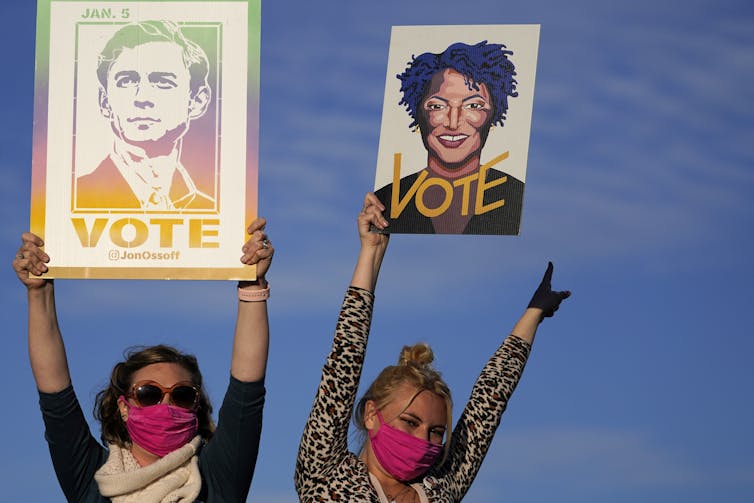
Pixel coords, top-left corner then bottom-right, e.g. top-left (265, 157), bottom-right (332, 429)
top-left (76, 156), bottom-right (215, 211)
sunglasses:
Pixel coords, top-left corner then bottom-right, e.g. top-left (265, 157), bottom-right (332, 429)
top-left (127, 380), bottom-right (200, 409)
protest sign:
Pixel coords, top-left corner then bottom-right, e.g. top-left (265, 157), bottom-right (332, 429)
top-left (31, 0), bottom-right (260, 279)
top-left (374, 25), bottom-right (540, 235)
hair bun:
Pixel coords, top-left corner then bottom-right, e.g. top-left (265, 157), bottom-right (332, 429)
top-left (398, 343), bottom-right (435, 367)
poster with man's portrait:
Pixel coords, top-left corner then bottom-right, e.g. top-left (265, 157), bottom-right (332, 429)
top-left (374, 25), bottom-right (540, 235)
top-left (30, 0), bottom-right (260, 279)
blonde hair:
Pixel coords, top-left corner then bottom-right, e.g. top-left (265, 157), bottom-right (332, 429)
top-left (354, 343), bottom-right (453, 465)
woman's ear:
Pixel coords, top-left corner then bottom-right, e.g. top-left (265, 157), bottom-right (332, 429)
top-left (118, 398), bottom-right (129, 422)
top-left (363, 400), bottom-right (378, 430)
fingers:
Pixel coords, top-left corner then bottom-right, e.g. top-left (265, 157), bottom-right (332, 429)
top-left (528, 262), bottom-right (571, 320)
top-left (541, 261), bottom-right (554, 288)
top-left (13, 233), bottom-right (51, 285)
top-left (21, 232), bottom-right (44, 248)
top-left (241, 218), bottom-right (273, 266)
top-left (359, 192), bottom-right (388, 231)
top-left (17, 234), bottom-right (50, 272)
top-left (544, 262), bottom-right (571, 302)
top-left (240, 236), bottom-right (273, 265)
top-left (363, 192), bottom-right (385, 212)
top-left (246, 217), bottom-right (266, 236)
top-left (544, 290), bottom-right (571, 317)
top-left (12, 251), bottom-right (26, 275)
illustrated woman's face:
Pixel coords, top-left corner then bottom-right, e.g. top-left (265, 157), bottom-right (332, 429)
top-left (419, 68), bottom-right (493, 170)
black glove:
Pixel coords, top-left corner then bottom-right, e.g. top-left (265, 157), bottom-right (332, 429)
top-left (527, 262), bottom-right (571, 321)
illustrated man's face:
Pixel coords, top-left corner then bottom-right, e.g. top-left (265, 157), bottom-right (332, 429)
top-left (419, 68), bottom-right (493, 168)
top-left (99, 41), bottom-right (208, 146)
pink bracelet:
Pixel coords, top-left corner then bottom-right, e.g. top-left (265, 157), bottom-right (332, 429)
top-left (238, 285), bottom-right (270, 302)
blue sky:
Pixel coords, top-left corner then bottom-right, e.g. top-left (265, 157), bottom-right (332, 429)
top-left (2, 0), bottom-right (753, 501)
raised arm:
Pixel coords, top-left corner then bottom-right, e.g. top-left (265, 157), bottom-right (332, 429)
top-left (232, 217), bottom-right (274, 382)
top-left (295, 194), bottom-right (389, 497)
top-left (198, 218), bottom-right (274, 501)
top-left (13, 234), bottom-right (106, 502)
top-left (440, 262), bottom-right (571, 501)
top-left (351, 192), bottom-right (390, 292)
top-left (13, 233), bottom-right (71, 393)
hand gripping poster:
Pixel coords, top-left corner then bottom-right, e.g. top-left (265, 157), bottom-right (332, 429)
top-left (30, 0), bottom-right (260, 279)
top-left (374, 25), bottom-right (540, 235)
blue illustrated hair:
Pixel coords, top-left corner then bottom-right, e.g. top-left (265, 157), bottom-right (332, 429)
top-left (397, 41), bottom-right (518, 129)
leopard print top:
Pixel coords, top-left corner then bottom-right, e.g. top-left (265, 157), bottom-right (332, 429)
top-left (294, 287), bottom-right (532, 502)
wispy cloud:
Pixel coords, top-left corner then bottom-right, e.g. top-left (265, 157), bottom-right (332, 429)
top-left (474, 426), bottom-right (754, 497)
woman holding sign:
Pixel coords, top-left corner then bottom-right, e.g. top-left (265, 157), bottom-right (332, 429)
top-left (13, 218), bottom-right (273, 502)
top-left (294, 193), bottom-right (570, 502)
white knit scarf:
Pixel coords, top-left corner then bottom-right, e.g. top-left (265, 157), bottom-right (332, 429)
top-left (94, 436), bottom-right (202, 503)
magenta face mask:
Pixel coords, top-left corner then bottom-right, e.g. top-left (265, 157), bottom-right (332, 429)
top-left (119, 396), bottom-right (198, 457)
top-left (368, 411), bottom-right (443, 481)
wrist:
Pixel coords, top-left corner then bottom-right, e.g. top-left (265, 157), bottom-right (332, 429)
top-left (27, 281), bottom-right (54, 296)
top-left (238, 278), bottom-right (268, 290)
top-left (359, 241), bottom-right (387, 261)
top-left (238, 284), bottom-right (269, 302)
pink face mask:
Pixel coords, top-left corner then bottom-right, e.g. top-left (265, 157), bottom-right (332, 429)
top-left (368, 411), bottom-right (443, 481)
top-left (119, 396), bottom-right (198, 457)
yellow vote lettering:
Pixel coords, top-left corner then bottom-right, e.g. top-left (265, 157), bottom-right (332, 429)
top-left (475, 152), bottom-right (510, 215)
top-left (453, 173), bottom-right (475, 216)
top-left (71, 218), bottom-right (107, 247)
top-left (389, 151), bottom-right (511, 218)
top-left (70, 217), bottom-right (220, 249)
top-left (150, 219), bottom-right (183, 247)
top-left (390, 153), bottom-right (428, 218)
top-left (109, 218), bottom-right (148, 248)
top-left (189, 219), bottom-right (220, 248)
top-left (415, 177), bottom-right (453, 217)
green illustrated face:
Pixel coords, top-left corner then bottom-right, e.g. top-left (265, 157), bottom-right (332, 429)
top-left (101, 41), bottom-right (196, 145)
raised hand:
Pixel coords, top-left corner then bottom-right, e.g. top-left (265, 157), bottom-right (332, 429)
top-left (358, 192), bottom-right (390, 249)
top-left (351, 193), bottom-right (390, 292)
top-left (13, 233), bottom-right (51, 290)
top-left (527, 262), bottom-right (571, 321)
top-left (240, 217), bottom-right (274, 282)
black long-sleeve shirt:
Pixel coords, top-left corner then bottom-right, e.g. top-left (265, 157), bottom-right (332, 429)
top-left (39, 376), bottom-right (265, 502)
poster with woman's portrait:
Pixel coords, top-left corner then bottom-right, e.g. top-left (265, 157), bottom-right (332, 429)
top-left (374, 25), bottom-right (540, 235)
top-left (30, 0), bottom-right (260, 279)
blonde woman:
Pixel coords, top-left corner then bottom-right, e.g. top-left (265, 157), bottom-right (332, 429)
top-left (295, 193), bottom-right (570, 502)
